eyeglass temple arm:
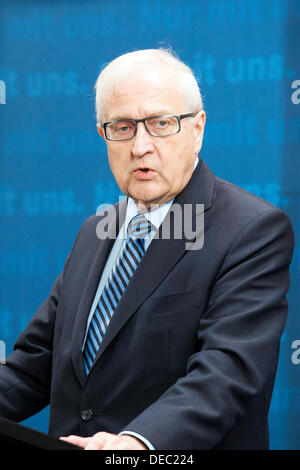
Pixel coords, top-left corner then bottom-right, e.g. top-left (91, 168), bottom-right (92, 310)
top-left (179, 112), bottom-right (198, 120)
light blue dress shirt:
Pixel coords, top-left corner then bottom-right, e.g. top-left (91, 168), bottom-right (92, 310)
top-left (82, 196), bottom-right (174, 348)
top-left (83, 157), bottom-right (199, 449)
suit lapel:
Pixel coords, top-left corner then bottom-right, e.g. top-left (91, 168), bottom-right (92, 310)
top-left (85, 158), bottom-right (216, 379)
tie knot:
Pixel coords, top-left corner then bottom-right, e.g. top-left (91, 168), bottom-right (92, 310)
top-left (127, 214), bottom-right (152, 239)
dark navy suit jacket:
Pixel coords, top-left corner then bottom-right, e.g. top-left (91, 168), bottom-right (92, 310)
top-left (0, 159), bottom-right (294, 449)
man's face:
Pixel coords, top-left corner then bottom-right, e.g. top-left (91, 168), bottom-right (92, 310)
top-left (97, 68), bottom-right (205, 209)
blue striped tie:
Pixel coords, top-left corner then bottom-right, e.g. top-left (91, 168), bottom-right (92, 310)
top-left (83, 213), bottom-right (152, 375)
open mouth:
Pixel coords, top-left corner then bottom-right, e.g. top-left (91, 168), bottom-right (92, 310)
top-left (134, 168), bottom-right (155, 179)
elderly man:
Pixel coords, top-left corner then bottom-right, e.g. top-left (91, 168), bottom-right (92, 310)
top-left (0, 49), bottom-right (294, 450)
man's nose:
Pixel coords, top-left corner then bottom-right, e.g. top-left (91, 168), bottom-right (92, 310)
top-left (131, 122), bottom-right (155, 157)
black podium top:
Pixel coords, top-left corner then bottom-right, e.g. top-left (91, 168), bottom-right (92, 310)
top-left (0, 417), bottom-right (81, 450)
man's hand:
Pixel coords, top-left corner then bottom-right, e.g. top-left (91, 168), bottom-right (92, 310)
top-left (60, 432), bottom-right (147, 450)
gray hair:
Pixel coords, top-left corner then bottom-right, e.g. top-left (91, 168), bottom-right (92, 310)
top-left (95, 48), bottom-right (203, 123)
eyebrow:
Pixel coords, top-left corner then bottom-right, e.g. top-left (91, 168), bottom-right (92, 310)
top-left (107, 110), bottom-right (175, 122)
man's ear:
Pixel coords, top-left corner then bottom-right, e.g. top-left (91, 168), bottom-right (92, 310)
top-left (97, 123), bottom-right (105, 139)
top-left (194, 110), bottom-right (206, 155)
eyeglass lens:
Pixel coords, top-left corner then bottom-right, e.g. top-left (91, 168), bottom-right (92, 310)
top-left (106, 116), bottom-right (179, 140)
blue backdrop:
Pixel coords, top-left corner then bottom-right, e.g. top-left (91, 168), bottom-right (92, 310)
top-left (0, 0), bottom-right (299, 450)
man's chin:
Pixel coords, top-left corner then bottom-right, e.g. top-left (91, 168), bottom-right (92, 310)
top-left (127, 190), bottom-right (168, 210)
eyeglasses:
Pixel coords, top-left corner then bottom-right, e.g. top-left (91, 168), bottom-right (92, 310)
top-left (101, 112), bottom-right (198, 141)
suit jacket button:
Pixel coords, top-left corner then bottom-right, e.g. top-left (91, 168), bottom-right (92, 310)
top-left (81, 409), bottom-right (93, 421)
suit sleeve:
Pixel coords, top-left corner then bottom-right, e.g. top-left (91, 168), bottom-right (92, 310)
top-left (121, 208), bottom-right (294, 449)
top-left (0, 272), bottom-right (63, 422)
top-left (0, 223), bottom-right (83, 422)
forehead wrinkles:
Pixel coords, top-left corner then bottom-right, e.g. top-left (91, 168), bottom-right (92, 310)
top-left (103, 70), bottom-right (187, 120)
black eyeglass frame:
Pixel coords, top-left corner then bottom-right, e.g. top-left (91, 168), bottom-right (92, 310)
top-left (101, 112), bottom-right (199, 141)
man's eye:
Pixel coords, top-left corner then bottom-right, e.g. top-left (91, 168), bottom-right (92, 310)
top-left (157, 120), bottom-right (168, 127)
top-left (115, 122), bottom-right (134, 133)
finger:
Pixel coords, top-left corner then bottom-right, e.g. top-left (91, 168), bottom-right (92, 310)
top-left (60, 435), bottom-right (89, 448)
top-left (102, 435), bottom-right (147, 450)
top-left (84, 432), bottom-right (116, 450)
top-left (101, 437), bottom-right (133, 450)
top-left (85, 435), bottom-right (106, 450)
